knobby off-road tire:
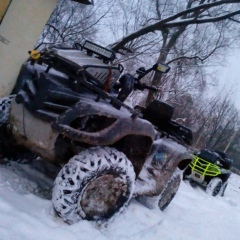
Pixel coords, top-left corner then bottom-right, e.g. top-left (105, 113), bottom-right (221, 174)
top-left (52, 147), bottom-right (135, 224)
top-left (0, 96), bottom-right (14, 128)
top-left (0, 95), bottom-right (34, 161)
top-left (158, 171), bottom-right (181, 211)
top-left (206, 177), bottom-right (222, 196)
top-left (219, 181), bottom-right (228, 197)
top-left (0, 96), bottom-right (14, 157)
top-left (135, 170), bottom-right (181, 211)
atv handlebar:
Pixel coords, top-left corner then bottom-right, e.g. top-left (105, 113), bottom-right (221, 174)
top-left (142, 84), bottom-right (157, 92)
top-left (134, 82), bottom-right (157, 92)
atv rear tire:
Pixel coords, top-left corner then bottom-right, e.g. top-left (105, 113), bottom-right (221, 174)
top-left (219, 181), bottom-right (228, 197)
top-left (158, 171), bottom-right (181, 211)
top-left (135, 170), bottom-right (181, 211)
top-left (52, 147), bottom-right (135, 224)
top-left (206, 177), bottom-right (222, 196)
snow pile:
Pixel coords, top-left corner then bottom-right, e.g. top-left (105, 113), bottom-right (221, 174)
top-left (1, 161), bottom-right (240, 240)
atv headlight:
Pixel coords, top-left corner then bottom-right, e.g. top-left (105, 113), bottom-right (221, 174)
top-left (153, 62), bottom-right (170, 73)
top-left (152, 152), bottom-right (169, 170)
top-left (83, 40), bottom-right (115, 61)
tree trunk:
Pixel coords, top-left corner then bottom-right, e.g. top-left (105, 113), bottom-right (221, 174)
top-left (145, 26), bottom-right (186, 106)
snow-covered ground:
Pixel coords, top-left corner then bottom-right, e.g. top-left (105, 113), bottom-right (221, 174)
top-left (0, 160), bottom-right (240, 240)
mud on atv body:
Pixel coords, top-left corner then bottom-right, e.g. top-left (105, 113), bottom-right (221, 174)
top-left (183, 149), bottom-right (232, 196)
top-left (1, 40), bottom-right (192, 224)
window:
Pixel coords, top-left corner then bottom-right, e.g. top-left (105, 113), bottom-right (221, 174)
top-left (0, 0), bottom-right (11, 24)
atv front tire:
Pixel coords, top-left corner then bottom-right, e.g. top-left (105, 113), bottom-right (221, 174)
top-left (206, 177), bottom-right (222, 196)
top-left (52, 147), bottom-right (135, 224)
top-left (182, 166), bottom-right (191, 180)
top-left (0, 96), bottom-right (13, 127)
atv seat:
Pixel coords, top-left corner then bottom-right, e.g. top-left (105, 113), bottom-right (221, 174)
top-left (196, 149), bottom-right (219, 164)
top-left (214, 150), bottom-right (233, 169)
top-left (142, 100), bottom-right (174, 125)
top-left (222, 158), bottom-right (233, 170)
top-left (136, 100), bottom-right (193, 145)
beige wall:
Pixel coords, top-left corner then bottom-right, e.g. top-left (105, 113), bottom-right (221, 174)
top-left (0, 0), bottom-right (11, 22)
top-left (0, 0), bottom-right (58, 97)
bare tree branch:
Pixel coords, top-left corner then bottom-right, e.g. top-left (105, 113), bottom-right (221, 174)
top-left (112, 1), bottom-right (240, 51)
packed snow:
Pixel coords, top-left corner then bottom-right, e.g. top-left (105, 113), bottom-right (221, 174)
top-left (0, 159), bottom-right (240, 240)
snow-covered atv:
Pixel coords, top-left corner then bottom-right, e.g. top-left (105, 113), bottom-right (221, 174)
top-left (0, 40), bottom-right (192, 224)
top-left (183, 149), bottom-right (232, 196)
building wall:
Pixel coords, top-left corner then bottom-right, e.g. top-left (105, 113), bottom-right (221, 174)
top-left (0, 0), bottom-right (58, 97)
top-left (0, 0), bottom-right (11, 23)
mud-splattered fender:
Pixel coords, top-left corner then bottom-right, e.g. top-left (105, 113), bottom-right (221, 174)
top-left (133, 138), bottom-right (192, 197)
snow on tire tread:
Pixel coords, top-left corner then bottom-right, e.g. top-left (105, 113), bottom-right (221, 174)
top-left (0, 96), bottom-right (14, 127)
top-left (52, 146), bottom-right (135, 224)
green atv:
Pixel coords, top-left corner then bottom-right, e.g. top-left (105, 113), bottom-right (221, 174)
top-left (183, 149), bottom-right (232, 196)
